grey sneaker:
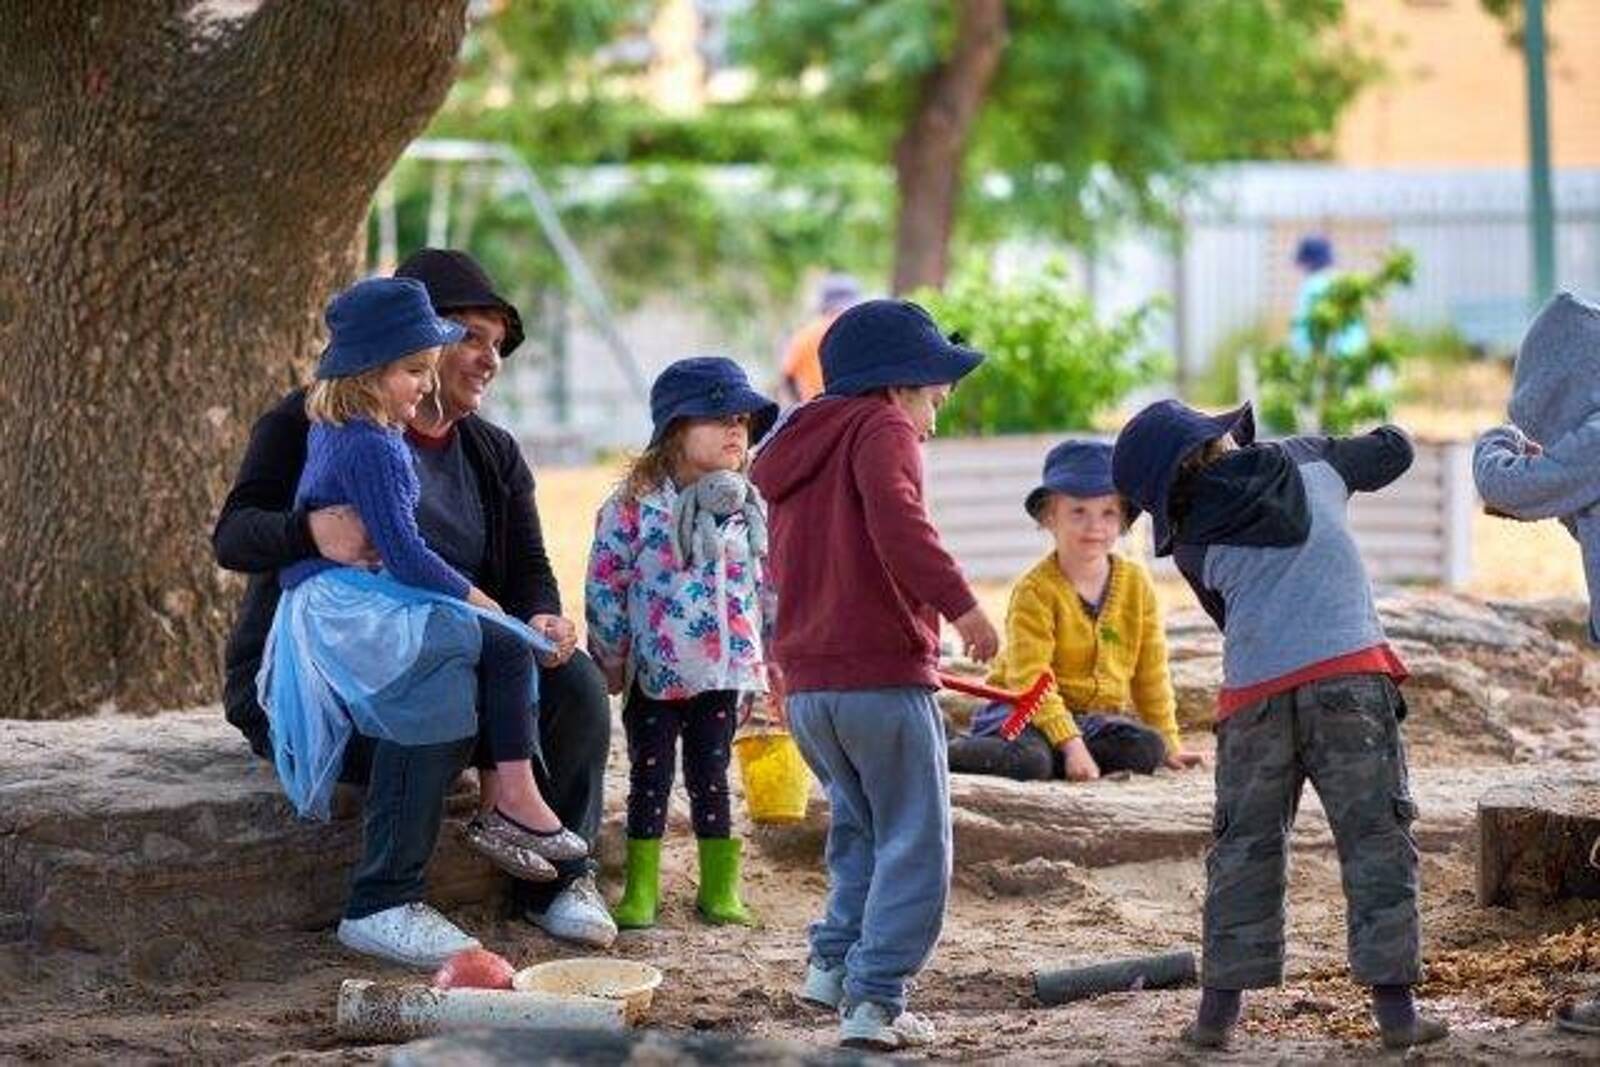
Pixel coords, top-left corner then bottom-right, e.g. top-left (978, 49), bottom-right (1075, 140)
top-left (796, 960), bottom-right (846, 1012)
top-left (336, 902), bottom-right (479, 969)
top-left (1379, 1015), bottom-right (1449, 1050)
top-left (528, 874), bottom-right (617, 948)
top-left (461, 815), bottom-right (559, 882)
top-left (840, 1001), bottom-right (935, 1051)
top-left (1180, 1021), bottom-right (1233, 1050)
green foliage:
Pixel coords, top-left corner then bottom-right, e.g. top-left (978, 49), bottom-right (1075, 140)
top-left (432, 0), bottom-right (655, 166)
top-left (1389, 323), bottom-right (1475, 366)
top-left (411, 6), bottom-right (896, 339)
top-left (913, 265), bottom-right (1166, 435)
top-left (731, 0), bottom-right (1374, 242)
top-left (1193, 321), bottom-right (1277, 406)
top-left (373, 156), bottom-right (895, 354)
top-left (1256, 250), bottom-right (1416, 434)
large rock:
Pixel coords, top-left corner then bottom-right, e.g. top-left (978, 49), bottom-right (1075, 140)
top-left (745, 590), bottom-right (1600, 873)
top-left (751, 763), bottom-right (1559, 876)
top-left (0, 711), bottom-right (503, 973)
top-left (1162, 589), bottom-right (1599, 758)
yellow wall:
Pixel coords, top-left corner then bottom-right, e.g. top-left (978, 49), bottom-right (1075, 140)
top-left (1336, 0), bottom-right (1600, 166)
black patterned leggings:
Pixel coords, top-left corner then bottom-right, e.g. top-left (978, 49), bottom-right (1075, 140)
top-left (623, 686), bottom-right (739, 839)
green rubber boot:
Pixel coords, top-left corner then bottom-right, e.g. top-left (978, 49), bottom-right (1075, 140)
top-left (611, 838), bottom-right (662, 930)
top-left (696, 836), bottom-right (754, 926)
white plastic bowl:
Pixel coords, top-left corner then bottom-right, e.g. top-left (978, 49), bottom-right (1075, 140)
top-left (513, 958), bottom-right (664, 1024)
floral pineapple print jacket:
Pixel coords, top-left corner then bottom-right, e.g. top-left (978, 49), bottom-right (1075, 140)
top-left (585, 480), bottom-right (775, 700)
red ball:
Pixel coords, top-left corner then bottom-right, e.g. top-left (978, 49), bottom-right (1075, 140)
top-left (431, 947), bottom-right (516, 990)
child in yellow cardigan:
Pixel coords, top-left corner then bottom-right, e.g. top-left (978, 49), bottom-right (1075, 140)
top-left (947, 440), bottom-right (1204, 782)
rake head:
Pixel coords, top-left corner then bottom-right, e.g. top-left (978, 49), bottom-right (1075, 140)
top-left (997, 670), bottom-right (1055, 741)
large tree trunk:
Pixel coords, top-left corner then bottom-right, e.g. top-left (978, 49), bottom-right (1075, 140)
top-left (0, 1), bottom-right (469, 719)
top-left (890, 0), bottom-right (1006, 295)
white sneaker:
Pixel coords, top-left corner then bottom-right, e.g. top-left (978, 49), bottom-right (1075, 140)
top-left (796, 960), bottom-right (846, 1012)
top-left (336, 902), bottom-right (480, 969)
top-left (840, 1000), bottom-right (936, 1051)
top-left (527, 875), bottom-right (617, 948)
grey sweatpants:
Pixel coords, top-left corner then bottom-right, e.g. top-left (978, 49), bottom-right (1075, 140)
top-left (787, 687), bottom-right (952, 1014)
top-left (1204, 672), bottom-right (1422, 989)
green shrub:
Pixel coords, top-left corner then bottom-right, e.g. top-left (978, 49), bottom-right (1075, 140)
top-left (1256, 249), bottom-right (1415, 434)
top-left (1193, 321), bottom-right (1276, 407)
top-left (912, 265), bottom-right (1167, 436)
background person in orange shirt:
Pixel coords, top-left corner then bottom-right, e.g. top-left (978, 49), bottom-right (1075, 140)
top-left (778, 273), bottom-right (862, 405)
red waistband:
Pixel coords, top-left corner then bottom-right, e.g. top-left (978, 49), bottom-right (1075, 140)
top-left (1216, 644), bottom-right (1408, 719)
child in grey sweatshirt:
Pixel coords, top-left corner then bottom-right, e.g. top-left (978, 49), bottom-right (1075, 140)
top-left (1474, 291), bottom-right (1600, 645)
top-left (1113, 400), bottom-right (1448, 1053)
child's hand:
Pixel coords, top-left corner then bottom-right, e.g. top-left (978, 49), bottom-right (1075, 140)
top-left (602, 662), bottom-right (626, 696)
top-left (309, 505), bottom-right (379, 568)
top-left (952, 606), bottom-right (1000, 662)
top-left (1060, 737), bottom-right (1100, 782)
top-left (1164, 748), bottom-right (1205, 771)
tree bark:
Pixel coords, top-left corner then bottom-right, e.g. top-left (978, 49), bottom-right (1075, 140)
top-left (890, 0), bottom-right (1006, 295)
top-left (1478, 778), bottom-right (1600, 907)
top-left (0, 0), bottom-right (469, 719)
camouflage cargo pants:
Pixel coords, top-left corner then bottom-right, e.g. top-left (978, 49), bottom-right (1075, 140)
top-left (1203, 672), bottom-right (1421, 989)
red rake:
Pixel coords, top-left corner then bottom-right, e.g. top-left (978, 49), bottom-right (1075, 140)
top-left (936, 670), bottom-right (1055, 741)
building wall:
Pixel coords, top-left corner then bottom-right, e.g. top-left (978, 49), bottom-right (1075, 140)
top-left (1336, 0), bottom-right (1600, 166)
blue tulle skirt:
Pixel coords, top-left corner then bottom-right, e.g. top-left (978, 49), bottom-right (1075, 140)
top-left (258, 567), bottom-right (553, 820)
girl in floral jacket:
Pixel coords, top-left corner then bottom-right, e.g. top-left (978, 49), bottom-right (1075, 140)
top-left (586, 357), bottom-right (778, 929)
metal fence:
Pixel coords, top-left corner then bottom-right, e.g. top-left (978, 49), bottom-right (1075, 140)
top-left (924, 436), bottom-right (1474, 588)
top-left (1079, 164), bottom-right (1600, 379)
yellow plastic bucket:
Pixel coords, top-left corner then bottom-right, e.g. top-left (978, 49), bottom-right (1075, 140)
top-left (734, 731), bottom-right (811, 824)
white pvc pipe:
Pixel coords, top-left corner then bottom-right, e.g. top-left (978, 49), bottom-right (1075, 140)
top-left (335, 979), bottom-right (626, 1042)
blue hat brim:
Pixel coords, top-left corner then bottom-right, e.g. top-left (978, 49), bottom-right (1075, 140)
top-left (1024, 473), bottom-right (1120, 518)
top-left (823, 343), bottom-right (984, 398)
top-left (315, 317), bottom-right (467, 380)
top-left (648, 387), bottom-right (779, 448)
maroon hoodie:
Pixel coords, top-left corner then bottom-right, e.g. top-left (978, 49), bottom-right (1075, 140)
top-left (751, 395), bottom-right (978, 692)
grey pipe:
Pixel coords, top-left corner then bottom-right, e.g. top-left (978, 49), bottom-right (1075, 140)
top-left (1034, 950), bottom-right (1197, 1005)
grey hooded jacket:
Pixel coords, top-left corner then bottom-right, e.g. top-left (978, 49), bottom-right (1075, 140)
top-left (1473, 291), bottom-right (1600, 642)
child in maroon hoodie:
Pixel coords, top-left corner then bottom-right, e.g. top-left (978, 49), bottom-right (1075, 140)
top-left (750, 299), bottom-right (998, 1052)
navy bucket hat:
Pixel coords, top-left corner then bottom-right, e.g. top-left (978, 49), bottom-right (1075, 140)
top-left (396, 247), bottom-right (526, 358)
top-left (316, 277), bottom-right (466, 380)
top-left (649, 356), bottom-right (779, 447)
top-left (1294, 235), bottom-right (1333, 272)
top-left (1025, 440), bottom-right (1117, 519)
top-left (821, 299), bottom-right (985, 397)
top-left (1111, 400), bottom-right (1255, 556)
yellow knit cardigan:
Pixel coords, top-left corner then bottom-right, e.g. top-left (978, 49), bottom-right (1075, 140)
top-left (984, 551), bottom-right (1179, 752)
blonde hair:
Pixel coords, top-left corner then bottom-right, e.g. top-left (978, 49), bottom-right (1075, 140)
top-left (306, 349), bottom-right (439, 427)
